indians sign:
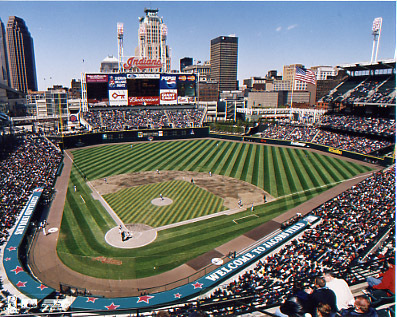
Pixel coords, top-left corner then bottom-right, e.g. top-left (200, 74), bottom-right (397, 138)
top-left (124, 57), bottom-right (162, 71)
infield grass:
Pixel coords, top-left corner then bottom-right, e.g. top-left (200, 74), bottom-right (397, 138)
top-left (57, 139), bottom-right (373, 279)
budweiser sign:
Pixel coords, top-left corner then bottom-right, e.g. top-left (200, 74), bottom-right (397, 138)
top-left (124, 57), bottom-right (162, 71)
top-left (128, 96), bottom-right (160, 106)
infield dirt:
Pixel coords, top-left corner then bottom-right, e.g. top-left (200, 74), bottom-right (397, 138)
top-left (90, 170), bottom-right (274, 209)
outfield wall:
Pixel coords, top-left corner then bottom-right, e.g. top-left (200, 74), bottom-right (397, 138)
top-left (57, 127), bottom-right (209, 149)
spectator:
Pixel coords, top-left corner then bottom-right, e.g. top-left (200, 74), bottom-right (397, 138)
top-left (305, 277), bottom-right (338, 317)
top-left (323, 270), bottom-right (354, 310)
top-left (367, 257), bottom-right (395, 297)
top-left (340, 296), bottom-right (378, 317)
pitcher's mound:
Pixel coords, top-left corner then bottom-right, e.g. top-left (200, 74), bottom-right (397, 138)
top-left (105, 224), bottom-right (157, 249)
top-left (151, 197), bottom-right (173, 206)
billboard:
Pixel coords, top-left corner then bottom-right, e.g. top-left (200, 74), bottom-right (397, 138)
top-left (178, 74), bottom-right (196, 104)
top-left (160, 75), bottom-right (178, 105)
top-left (127, 77), bottom-right (159, 106)
top-left (86, 74), bottom-right (109, 104)
top-left (108, 74), bottom-right (128, 106)
top-left (85, 72), bottom-right (197, 107)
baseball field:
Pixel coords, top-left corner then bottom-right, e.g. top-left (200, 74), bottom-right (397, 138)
top-left (56, 139), bottom-right (373, 279)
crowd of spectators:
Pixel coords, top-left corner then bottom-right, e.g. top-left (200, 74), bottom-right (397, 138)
top-left (259, 120), bottom-right (393, 155)
top-left (0, 134), bottom-right (62, 246)
top-left (320, 75), bottom-right (395, 105)
top-left (318, 115), bottom-right (396, 137)
top-left (201, 167), bottom-right (395, 311)
top-left (313, 130), bottom-right (392, 155)
top-left (83, 108), bottom-right (205, 131)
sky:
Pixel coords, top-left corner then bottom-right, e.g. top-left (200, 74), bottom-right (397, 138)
top-left (0, 1), bottom-right (395, 91)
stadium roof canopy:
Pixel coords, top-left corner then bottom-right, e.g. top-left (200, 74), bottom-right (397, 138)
top-left (337, 59), bottom-right (396, 72)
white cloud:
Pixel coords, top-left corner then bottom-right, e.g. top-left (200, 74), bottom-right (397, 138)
top-left (287, 24), bottom-right (298, 31)
top-left (276, 26), bottom-right (282, 32)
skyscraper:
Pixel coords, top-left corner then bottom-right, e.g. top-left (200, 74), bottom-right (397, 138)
top-left (210, 35), bottom-right (238, 96)
top-left (135, 8), bottom-right (170, 73)
top-left (6, 16), bottom-right (37, 92)
top-left (0, 18), bottom-right (10, 86)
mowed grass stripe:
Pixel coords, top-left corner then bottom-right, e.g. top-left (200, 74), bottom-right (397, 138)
top-left (229, 143), bottom-right (247, 179)
top-left (295, 150), bottom-right (322, 188)
top-left (178, 139), bottom-right (216, 171)
top-left (311, 152), bottom-right (342, 183)
top-left (305, 151), bottom-right (333, 185)
top-left (147, 141), bottom-right (196, 172)
top-left (212, 142), bottom-right (234, 175)
top-left (190, 140), bottom-right (220, 172)
top-left (282, 148), bottom-right (305, 193)
top-left (286, 148), bottom-right (312, 191)
top-left (220, 142), bottom-right (242, 176)
top-left (264, 146), bottom-right (277, 196)
top-left (240, 144), bottom-right (254, 184)
top-left (251, 145), bottom-right (261, 187)
top-left (271, 147), bottom-right (290, 197)
top-left (167, 140), bottom-right (209, 171)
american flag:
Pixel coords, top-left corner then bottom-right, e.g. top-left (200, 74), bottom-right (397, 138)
top-left (295, 67), bottom-right (316, 85)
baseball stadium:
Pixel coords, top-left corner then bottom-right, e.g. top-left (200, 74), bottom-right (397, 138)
top-left (0, 53), bottom-right (396, 316)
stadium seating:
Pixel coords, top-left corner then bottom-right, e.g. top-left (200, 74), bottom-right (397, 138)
top-left (82, 108), bottom-right (205, 131)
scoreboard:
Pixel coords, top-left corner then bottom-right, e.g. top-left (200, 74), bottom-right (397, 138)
top-left (84, 73), bottom-right (196, 107)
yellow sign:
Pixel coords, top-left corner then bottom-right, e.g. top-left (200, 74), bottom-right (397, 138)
top-left (328, 148), bottom-right (342, 155)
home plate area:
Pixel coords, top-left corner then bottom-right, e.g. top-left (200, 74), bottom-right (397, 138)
top-left (105, 223), bottom-right (157, 249)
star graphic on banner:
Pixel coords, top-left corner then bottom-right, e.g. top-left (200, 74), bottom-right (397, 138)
top-left (7, 246), bottom-right (16, 251)
top-left (11, 266), bottom-right (24, 274)
top-left (137, 295), bottom-right (154, 304)
top-left (38, 284), bottom-right (48, 291)
top-left (192, 282), bottom-right (203, 289)
top-left (105, 302), bottom-right (120, 310)
top-left (4, 257), bottom-right (11, 261)
top-left (86, 297), bottom-right (98, 303)
top-left (174, 293), bottom-right (182, 299)
top-left (16, 281), bottom-right (27, 288)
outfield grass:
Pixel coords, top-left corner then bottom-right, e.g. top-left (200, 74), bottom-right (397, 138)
top-left (57, 140), bottom-right (373, 279)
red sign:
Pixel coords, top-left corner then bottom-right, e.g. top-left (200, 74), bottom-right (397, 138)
top-left (160, 92), bottom-right (177, 101)
top-left (128, 96), bottom-right (160, 106)
top-left (86, 74), bottom-right (108, 83)
top-left (124, 57), bottom-right (162, 71)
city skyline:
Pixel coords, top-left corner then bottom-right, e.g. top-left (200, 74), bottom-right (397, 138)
top-left (0, 1), bottom-right (395, 91)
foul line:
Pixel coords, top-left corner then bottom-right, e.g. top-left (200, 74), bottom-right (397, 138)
top-left (232, 214), bottom-right (259, 224)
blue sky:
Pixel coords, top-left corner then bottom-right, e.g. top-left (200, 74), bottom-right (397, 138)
top-left (0, 1), bottom-right (395, 91)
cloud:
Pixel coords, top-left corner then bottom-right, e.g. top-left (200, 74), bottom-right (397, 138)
top-left (276, 26), bottom-right (282, 32)
top-left (287, 24), bottom-right (298, 31)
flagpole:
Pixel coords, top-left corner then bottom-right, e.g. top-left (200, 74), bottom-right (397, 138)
top-left (290, 67), bottom-right (295, 121)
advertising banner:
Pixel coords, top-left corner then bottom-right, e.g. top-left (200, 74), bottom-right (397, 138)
top-left (160, 75), bottom-right (177, 89)
top-left (128, 96), bottom-right (160, 106)
top-left (86, 74), bottom-right (108, 83)
top-left (178, 96), bottom-right (195, 104)
top-left (160, 75), bottom-right (178, 105)
top-left (127, 73), bottom-right (160, 79)
top-left (108, 74), bottom-right (128, 106)
top-left (160, 90), bottom-right (178, 105)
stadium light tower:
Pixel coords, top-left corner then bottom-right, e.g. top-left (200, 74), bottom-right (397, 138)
top-left (371, 17), bottom-right (382, 64)
top-left (117, 22), bottom-right (124, 72)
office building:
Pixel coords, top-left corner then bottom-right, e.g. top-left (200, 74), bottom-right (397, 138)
top-left (135, 8), bottom-right (170, 72)
top-left (0, 18), bottom-right (10, 86)
top-left (6, 16), bottom-right (37, 92)
top-left (180, 57), bottom-right (193, 72)
top-left (210, 35), bottom-right (238, 96)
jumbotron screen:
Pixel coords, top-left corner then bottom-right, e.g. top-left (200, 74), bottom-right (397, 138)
top-left (85, 73), bottom-right (196, 106)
